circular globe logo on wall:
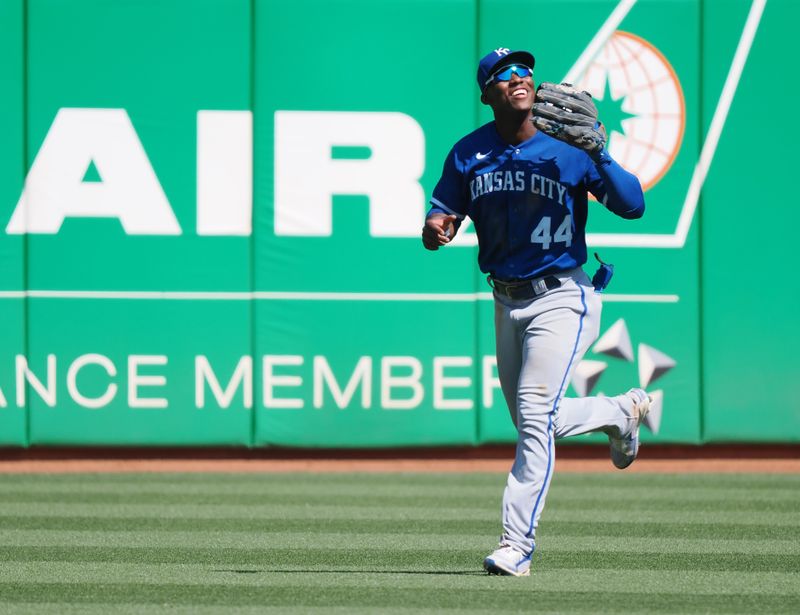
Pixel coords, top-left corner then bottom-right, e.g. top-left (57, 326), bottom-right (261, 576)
top-left (574, 31), bottom-right (685, 191)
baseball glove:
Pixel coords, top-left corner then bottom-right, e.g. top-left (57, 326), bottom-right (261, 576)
top-left (532, 82), bottom-right (606, 158)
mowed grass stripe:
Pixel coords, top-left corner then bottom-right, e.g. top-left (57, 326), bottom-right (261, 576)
top-left (2, 481), bottom-right (798, 505)
top-left (0, 562), bottom-right (798, 595)
top-left (1, 491), bottom-right (796, 513)
top-left (0, 606), bottom-right (464, 615)
top-left (0, 583), bottom-right (798, 613)
top-left (2, 529), bottom-right (799, 557)
top-left (2, 545), bottom-right (798, 574)
top-left (1, 472), bottom-right (796, 489)
top-left (1, 502), bottom-right (797, 526)
top-left (0, 501), bottom-right (499, 520)
top-left (1, 515), bottom-right (796, 541)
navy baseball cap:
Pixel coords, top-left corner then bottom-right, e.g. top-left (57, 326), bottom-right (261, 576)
top-left (477, 48), bottom-right (535, 93)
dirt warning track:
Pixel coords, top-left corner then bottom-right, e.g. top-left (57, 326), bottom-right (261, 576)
top-left (0, 445), bottom-right (797, 473)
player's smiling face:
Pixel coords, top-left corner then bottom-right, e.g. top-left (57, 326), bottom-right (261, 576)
top-left (483, 65), bottom-right (535, 113)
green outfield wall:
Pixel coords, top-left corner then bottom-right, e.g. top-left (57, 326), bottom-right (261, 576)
top-left (0, 0), bottom-right (796, 447)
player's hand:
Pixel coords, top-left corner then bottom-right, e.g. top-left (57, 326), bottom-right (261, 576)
top-left (532, 82), bottom-right (606, 158)
top-left (422, 214), bottom-right (458, 250)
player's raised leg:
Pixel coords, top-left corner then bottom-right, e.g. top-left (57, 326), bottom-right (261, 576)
top-left (553, 395), bottom-right (632, 438)
top-left (554, 389), bottom-right (661, 469)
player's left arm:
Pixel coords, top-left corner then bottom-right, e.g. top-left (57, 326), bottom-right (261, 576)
top-left (532, 82), bottom-right (644, 219)
top-left (586, 151), bottom-right (645, 219)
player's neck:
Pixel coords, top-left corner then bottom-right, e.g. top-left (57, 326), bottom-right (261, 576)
top-left (494, 110), bottom-right (536, 145)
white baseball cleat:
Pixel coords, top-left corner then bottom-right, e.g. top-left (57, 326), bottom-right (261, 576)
top-left (483, 543), bottom-right (531, 577)
top-left (609, 388), bottom-right (655, 470)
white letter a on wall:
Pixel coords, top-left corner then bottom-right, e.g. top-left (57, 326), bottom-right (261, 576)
top-left (7, 108), bottom-right (181, 235)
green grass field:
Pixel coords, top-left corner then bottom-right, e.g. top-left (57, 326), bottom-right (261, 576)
top-left (0, 471), bottom-right (798, 613)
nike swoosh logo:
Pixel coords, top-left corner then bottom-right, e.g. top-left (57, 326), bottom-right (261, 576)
top-left (476, 151), bottom-right (491, 160)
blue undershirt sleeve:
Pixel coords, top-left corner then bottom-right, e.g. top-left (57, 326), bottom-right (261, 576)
top-left (585, 149), bottom-right (646, 219)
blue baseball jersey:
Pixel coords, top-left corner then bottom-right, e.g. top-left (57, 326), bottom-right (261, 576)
top-left (429, 122), bottom-right (644, 281)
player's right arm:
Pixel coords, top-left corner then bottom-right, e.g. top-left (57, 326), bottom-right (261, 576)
top-left (422, 147), bottom-right (468, 251)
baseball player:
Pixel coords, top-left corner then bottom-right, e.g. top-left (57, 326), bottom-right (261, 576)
top-left (421, 48), bottom-right (661, 577)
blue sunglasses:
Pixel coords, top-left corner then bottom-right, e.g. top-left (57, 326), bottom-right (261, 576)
top-left (485, 64), bottom-right (533, 87)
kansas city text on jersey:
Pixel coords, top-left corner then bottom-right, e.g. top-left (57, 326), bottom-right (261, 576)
top-left (469, 170), bottom-right (568, 204)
